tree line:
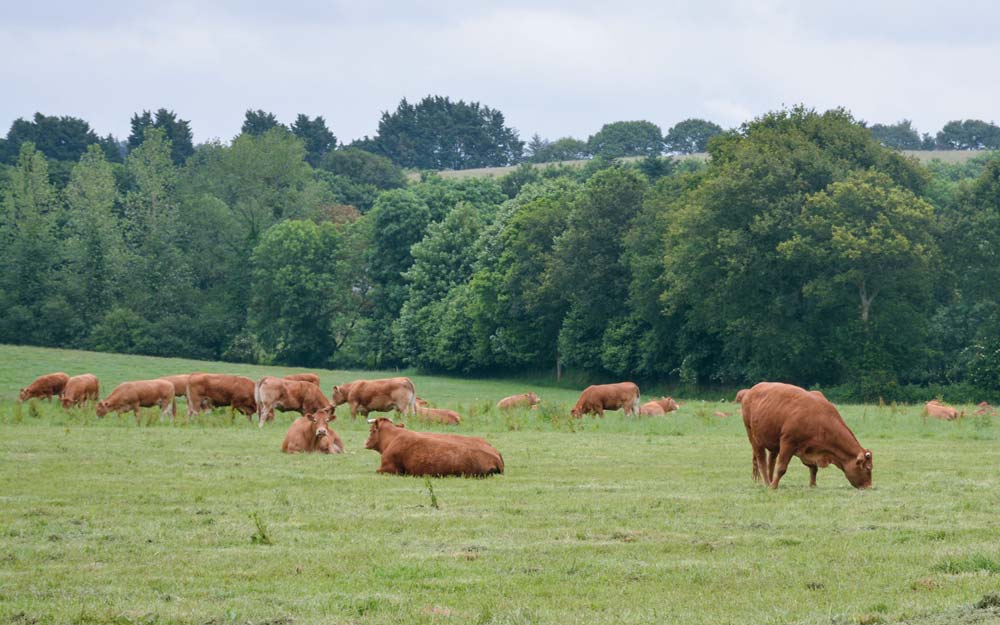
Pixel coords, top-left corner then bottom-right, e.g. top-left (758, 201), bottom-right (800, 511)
top-left (1, 104), bottom-right (1000, 401)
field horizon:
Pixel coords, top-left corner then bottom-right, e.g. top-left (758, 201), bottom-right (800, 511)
top-left (3, 345), bottom-right (1000, 625)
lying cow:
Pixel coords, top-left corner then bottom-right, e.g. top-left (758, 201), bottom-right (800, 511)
top-left (496, 392), bottom-right (540, 410)
top-left (332, 377), bottom-right (417, 418)
top-left (96, 379), bottom-right (176, 425)
top-left (742, 382), bottom-right (872, 489)
top-left (19, 372), bottom-right (70, 402)
top-left (60, 374), bottom-right (100, 409)
top-left (639, 397), bottom-right (679, 416)
top-left (256, 376), bottom-right (335, 427)
top-left (282, 413), bottom-right (344, 454)
top-left (186, 373), bottom-right (257, 419)
top-left (364, 417), bottom-right (503, 477)
top-left (414, 407), bottom-right (462, 425)
top-left (924, 400), bottom-right (960, 421)
top-left (284, 373), bottom-right (320, 386)
top-left (975, 401), bottom-right (995, 416)
top-left (571, 382), bottom-right (640, 417)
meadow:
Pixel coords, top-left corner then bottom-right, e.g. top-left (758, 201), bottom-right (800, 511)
top-left (1, 345), bottom-right (1000, 625)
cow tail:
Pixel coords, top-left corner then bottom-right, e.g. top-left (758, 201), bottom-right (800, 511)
top-left (407, 379), bottom-right (417, 416)
top-left (254, 379), bottom-right (264, 425)
top-left (171, 396), bottom-right (177, 420)
top-left (633, 394), bottom-right (640, 417)
top-left (185, 387), bottom-right (195, 416)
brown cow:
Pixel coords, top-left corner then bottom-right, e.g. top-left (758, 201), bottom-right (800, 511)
top-left (282, 413), bottom-right (344, 454)
top-left (284, 373), bottom-right (320, 386)
top-left (60, 374), bottom-right (100, 409)
top-left (496, 392), bottom-right (540, 410)
top-left (256, 376), bottom-right (334, 427)
top-left (924, 400), bottom-right (960, 421)
top-left (742, 382), bottom-right (872, 489)
top-left (96, 379), bottom-right (176, 425)
top-left (639, 397), bottom-right (679, 416)
top-left (975, 401), bottom-right (995, 416)
top-left (735, 389), bottom-right (749, 403)
top-left (19, 372), bottom-right (70, 402)
top-left (364, 417), bottom-right (503, 477)
top-left (186, 374), bottom-right (257, 418)
top-left (414, 407), bottom-right (462, 425)
top-left (332, 377), bottom-right (417, 418)
top-left (159, 374), bottom-right (193, 397)
top-left (571, 382), bottom-right (640, 417)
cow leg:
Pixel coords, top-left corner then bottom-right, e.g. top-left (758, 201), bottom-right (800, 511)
top-left (752, 445), bottom-right (768, 484)
top-left (134, 405), bottom-right (142, 426)
top-left (769, 444), bottom-right (795, 489)
top-left (806, 464), bottom-right (818, 487)
top-left (767, 451), bottom-right (777, 484)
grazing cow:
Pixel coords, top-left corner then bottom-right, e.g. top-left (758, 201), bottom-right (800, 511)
top-left (332, 377), bottom-right (417, 418)
top-left (284, 373), bottom-right (320, 386)
top-left (415, 407), bottom-right (462, 425)
top-left (571, 382), bottom-right (640, 417)
top-left (186, 374), bottom-right (257, 418)
top-left (282, 413), bottom-right (344, 454)
top-left (741, 382), bottom-right (872, 489)
top-left (924, 400), bottom-right (960, 421)
top-left (496, 392), bottom-right (540, 410)
top-left (639, 397), bottom-right (679, 416)
top-left (364, 417), bottom-right (503, 477)
top-left (19, 372), bottom-right (70, 402)
top-left (96, 379), bottom-right (176, 425)
top-left (60, 374), bottom-right (100, 409)
top-left (255, 376), bottom-right (335, 427)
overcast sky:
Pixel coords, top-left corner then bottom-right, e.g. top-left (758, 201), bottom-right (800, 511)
top-left (3, 1), bottom-right (998, 145)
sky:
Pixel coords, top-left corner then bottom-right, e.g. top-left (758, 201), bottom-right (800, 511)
top-left (3, 0), bottom-right (998, 145)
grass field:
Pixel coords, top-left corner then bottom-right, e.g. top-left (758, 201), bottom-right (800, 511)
top-left (2, 345), bottom-right (1000, 625)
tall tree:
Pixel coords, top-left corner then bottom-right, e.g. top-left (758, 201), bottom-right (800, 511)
top-left (4, 113), bottom-right (119, 164)
top-left (291, 114), bottom-right (337, 166)
top-left (587, 121), bottom-right (663, 158)
top-left (935, 119), bottom-right (1000, 150)
top-left (869, 119), bottom-right (923, 150)
top-left (366, 96), bottom-right (523, 169)
top-left (663, 118), bottom-right (724, 154)
top-left (529, 137), bottom-right (590, 163)
top-left (242, 109), bottom-right (284, 136)
top-left (127, 109), bottom-right (194, 165)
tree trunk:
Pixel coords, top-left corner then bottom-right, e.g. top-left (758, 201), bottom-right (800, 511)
top-left (556, 354), bottom-right (563, 382)
top-left (859, 279), bottom-right (879, 324)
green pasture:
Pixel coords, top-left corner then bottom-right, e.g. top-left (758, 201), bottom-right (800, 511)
top-left (1, 345), bottom-right (999, 625)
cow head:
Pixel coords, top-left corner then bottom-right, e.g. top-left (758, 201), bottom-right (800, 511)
top-left (663, 397), bottom-right (679, 412)
top-left (364, 417), bottom-right (402, 451)
top-left (18, 388), bottom-right (30, 401)
top-left (60, 396), bottom-right (73, 409)
top-left (570, 406), bottom-right (582, 418)
top-left (305, 412), bottom-right (333, 440)
top-left (95, 401), bottom-right (109, 417)
top-left (844, 449), bottom-right (873, 489)
top-left (528, 392), bottom-right (540, 404)
top-left (331, 385), bottom-right (348, 406)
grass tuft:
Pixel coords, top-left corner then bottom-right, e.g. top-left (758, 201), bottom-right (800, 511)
top-left (934, 554), bottom-right (1000, 574)
top-left (249, 511), bottom-right (272, 546)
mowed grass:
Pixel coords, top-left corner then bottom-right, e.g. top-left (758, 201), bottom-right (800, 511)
top-left (2, 345), bottom-right (1000, 625)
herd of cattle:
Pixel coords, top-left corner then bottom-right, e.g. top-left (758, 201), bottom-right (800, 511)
top-left (16, 371), bottom-right (980, 485)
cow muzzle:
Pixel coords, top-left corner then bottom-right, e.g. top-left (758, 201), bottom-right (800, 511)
top-left (315, 428), bottom-right (328, 438)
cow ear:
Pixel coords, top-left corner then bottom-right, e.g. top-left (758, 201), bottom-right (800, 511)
top-left (306, 413), bottom-right (316, 422)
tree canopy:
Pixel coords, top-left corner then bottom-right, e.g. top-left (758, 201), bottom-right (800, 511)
top-left (663, 118), bottom-right (723, 154)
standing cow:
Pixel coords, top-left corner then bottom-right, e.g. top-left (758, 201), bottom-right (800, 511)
top-left (282, 413), bottom-right (344, 454)
top-left (571, 382), bottom-right (641, 417)
top-left (19, 372), bottom-right (70, 402)
top-left (186, 374), bottom-right (257, 419)
top-left (364, 417), bottom-right (503, 477)
top-left (60, 374), bottom-right (100, 409)
top-left (256, 376), bottom-right (335, 427)
top-left (741, 382), bottom-right (872, 489)
top-left (96, 379), bottom-right (176, 425)
top-left (332, 377), bottom-right (417, 418)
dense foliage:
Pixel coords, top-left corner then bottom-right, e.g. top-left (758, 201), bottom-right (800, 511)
top-left (1, 104), bottom-right (999, 400)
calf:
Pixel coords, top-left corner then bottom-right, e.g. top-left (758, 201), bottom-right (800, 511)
top-left (364, 417), bottom-right (503, 477)
top-left (256, 376), bottom-right (335, 427)
top-left (186, 374), bottom-right (257, 419)
top-left (742, 382), bottom-right (872, 489)
top-left (496, 392), bottom-right (540, 410)
top-left (332, 377), bottom-right (417, 418)
top-left (415, 407), bottom-right (462, 425)
top-left (571, 382), bottom-right (640, 417)
top-left (19, 372), bottom-right (70, 402)
top-left (96, 379), bottom-right (176, 425)
top-left (282, 413), bottom-right (344, 454)
top-left (639, 397), bottom-right (679, 416)
top-left (60, 374), bottom-right (100, 409)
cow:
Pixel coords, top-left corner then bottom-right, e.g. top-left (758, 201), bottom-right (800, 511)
top-left (741, 382), bottom-right (872, 489)
top-left (496, 392), bottom-right (540, 410)
top-left (364, 417), bottom-right (503, 477)
top-left (255, 376), bottom-right (335, 427)
top-left (282, 413), bottom-right (344, 454)
top-left (332, 377), bottom-right (417, 418)
top-left (96, 379), bottom-right (176, 425)
top-left (59, 374), bottom-right (99, 409)
top-left (975, 401), bottom-right (995, 416)
top-left (735, 389), bottom-right (749, 404)
top-left (571, 382), bottom-right (640, 417)
top-left (19, 372), bottom-right (70, 402)
top-left (714, 411), bottom-right (732, 418)
top-left (414, 407), bottom-right (462, 425)
top-left (415, 397), bottom-right (430, 408)
top-left (639, 397), bottom-right (679, 416)
top-left (924, 400), bottom-right (960, 421)
top-left (284, 373), bottom-right (320, 386)
top-left (186, 374), bottom-right (257, 419)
